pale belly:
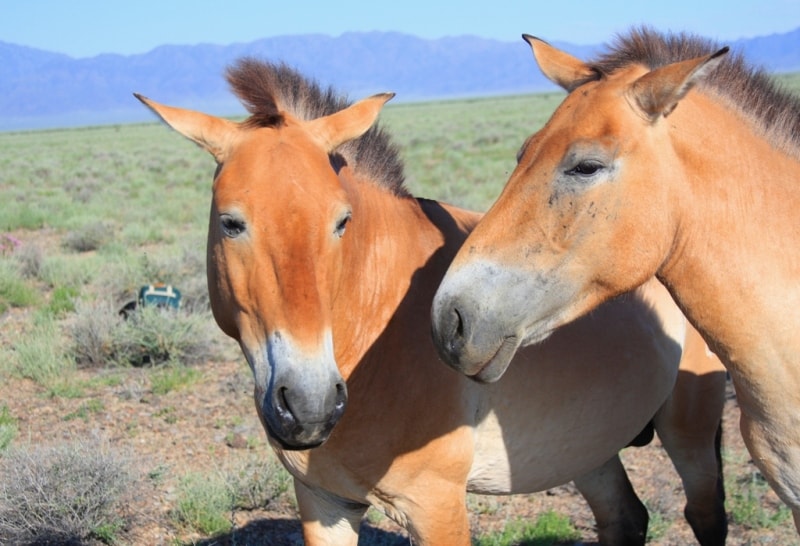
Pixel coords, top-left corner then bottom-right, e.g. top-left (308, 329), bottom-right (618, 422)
top-left (466, 315), bottom-right (679, 494)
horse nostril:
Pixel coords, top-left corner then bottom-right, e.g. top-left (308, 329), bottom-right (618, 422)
top-left (278, 386), bottom-right (288, 407)
top-left (275, 386), bottom-right (295, 421)
top-left (334, 382), bottom-right (347, 412)
top-left (440, 306), bottom-right (467, 359)
top-left (454, 307), bottom-right (465, 338)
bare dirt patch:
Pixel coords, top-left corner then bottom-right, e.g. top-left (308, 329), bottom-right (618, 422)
top-left (1, 329), bottom-right (797, 545)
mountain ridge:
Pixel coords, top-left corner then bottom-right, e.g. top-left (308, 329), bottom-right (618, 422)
top-left (2, 28), bottom-right (798, 131)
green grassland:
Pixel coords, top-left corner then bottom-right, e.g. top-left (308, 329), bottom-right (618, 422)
top-left (381, 92), bottom-right (565, 209)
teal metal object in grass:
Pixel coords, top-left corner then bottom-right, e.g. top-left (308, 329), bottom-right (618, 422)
top-left (138, 283), bottom-right (181, 310)
top-left (119, 283), bottom-right (181, 318)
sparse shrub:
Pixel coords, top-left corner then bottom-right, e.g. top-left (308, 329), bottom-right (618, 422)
top-left (0, 405), bottom-right (17, 453)
top-left (62, 222), bottom-right (111, 252)
top-left (91, 256), bottom-right (147, 304)
top-left (12, 243), bottom-right (42, 279)
top-left (171, 453), bottom-right (297, 538)
top-left (171, 246), bottom-right (211, 313)
top-left (110, 306), bottom-right (214, 367)
top-left (39, 254), bottom-right (98, 289)
top-left (69, 299), bottom-right (117, 368)
top-left (47, 285), bottom-right (79, 316)
top-left (120, 223), bottom-right (171, 246)
top-left (70, 300), bottom-right (216, 369)
top-left (115, 246), bottom-right (210, 313)
top-left (0, 260), bottom-right (39, 312)
top-left (0, 204), bottom-right (47, 231)
top-left (228, 451), bottom-right (294, 511)
top-left (12, 314), bottom-right (75, 388)
top-left (0, 437), bottom-right (135, 545)
top-left (172, 471), bottom-right (234, 536)
top-left (63, 175), bottom-right (100, 204)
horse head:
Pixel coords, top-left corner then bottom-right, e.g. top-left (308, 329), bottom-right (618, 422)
top-left (136, 87), bottom-right (393, 449)
top-left (431, 33), bottom-right (727, 382)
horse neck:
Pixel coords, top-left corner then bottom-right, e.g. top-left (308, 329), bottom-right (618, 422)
top-left (331, 171), bottom-right (478, 375)
top-left (657, 91), bottom-right (800, 380)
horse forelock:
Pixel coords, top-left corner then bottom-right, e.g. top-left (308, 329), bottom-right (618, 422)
top-left (225, 58), bottom-right (409, 197)
top-left (590, 27), bottom-right (800, 155)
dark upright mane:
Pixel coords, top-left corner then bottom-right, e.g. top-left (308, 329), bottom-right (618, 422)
top-left (225, 58), bottom-right (409, 197)
top-left (590, 27), bottom-right (800, 155)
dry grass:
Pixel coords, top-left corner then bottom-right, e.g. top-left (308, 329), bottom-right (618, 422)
top-left (0, 435), bottom-right (136, 545)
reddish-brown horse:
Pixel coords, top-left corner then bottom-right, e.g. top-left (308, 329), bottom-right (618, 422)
top-left (432, 27), bottom-right (800, 534)
top-left (137, 59), bottom-right (726, 545)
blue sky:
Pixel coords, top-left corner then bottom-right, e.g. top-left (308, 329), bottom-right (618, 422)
top-left (3, 0), bottom-right (798, 58)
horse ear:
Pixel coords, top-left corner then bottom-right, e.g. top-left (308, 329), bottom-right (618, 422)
top-left (134, 93), bottom-right (241, 163)
top-left (628, 47), bottom-right (729, 121)
top-left (522, 34), bottom-right (599, 92)
top-left (307, 92), bottom-right (395, 152)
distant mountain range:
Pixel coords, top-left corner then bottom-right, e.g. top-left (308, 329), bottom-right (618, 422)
top-left (2, 28), bottom-right (799, 131)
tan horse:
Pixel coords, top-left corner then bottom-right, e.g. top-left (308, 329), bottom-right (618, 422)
top-left (136, 59), bottom-right (726, 545)
top-left (431, 27), bottom-right (800, 534)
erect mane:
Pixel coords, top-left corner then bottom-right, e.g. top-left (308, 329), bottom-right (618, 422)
top-left (590, 27), bottom-right (800, 155)
top-left (225, 58), bottom-right (409, 197)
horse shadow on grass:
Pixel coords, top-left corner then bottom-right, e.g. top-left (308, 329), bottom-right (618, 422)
top-left (186, 517), bottom-right (586, 545)
top-left (189, 516), bottom-right (411, 546)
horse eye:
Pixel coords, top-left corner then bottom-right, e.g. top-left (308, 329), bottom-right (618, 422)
top-left (334, 212), bottom-right (351, 238)
top-left (566, 160), bottom-right (604, 177)
top-left (220, 215), bottom-right (246, 238)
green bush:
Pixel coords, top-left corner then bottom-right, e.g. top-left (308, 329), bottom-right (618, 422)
top-left (12, 314), bottom-right (75, 388)
top-left (39, 253), bottom-right (98, 288)
top-left (0, 203), bottom-right (48, 231)
top-left (47, 285), bottom-right (79, 316)
top-left (473, 511), bottom-right (580, 546)
top-left (0, 260), bottom-right (39, 313)
top-left (171, 454), bottom-right (296, 538)
top-left (0, 405), bottom-right (17, 453)
top-left (172, 471), bottom-right (234, 536)
top-left (229, 452), bottom-right (294, 511)
top-left (728, 470), bottom-right (791, 529)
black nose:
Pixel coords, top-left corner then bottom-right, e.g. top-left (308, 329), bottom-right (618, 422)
top-left (265, 380), bottom-right (348, 450)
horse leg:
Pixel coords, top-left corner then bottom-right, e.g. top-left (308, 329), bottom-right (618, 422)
top-left (652, 366), bottom-right (728, 546)
top-left (402, 481), bottom-right (472, 546)
top-left (738, 408), bottom-right (800, 534)
top-left (294, 478), bottom-right (366, 546)
top-left (573, 455), bottom-right (648, 546)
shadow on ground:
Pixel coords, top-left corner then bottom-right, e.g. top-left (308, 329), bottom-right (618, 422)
top-left (190, 517), bottom-right (411, 546)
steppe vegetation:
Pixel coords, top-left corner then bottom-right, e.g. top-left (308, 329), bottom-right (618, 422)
top-left (0, 77), bottom-right (798, 544)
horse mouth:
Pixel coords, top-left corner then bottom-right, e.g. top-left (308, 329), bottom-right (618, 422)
top-left (264, 421), bottom-right (327, 451)
top-left (471, 335), bottom-right (520, 383)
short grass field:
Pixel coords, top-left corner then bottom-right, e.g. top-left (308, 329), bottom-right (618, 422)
top-left (0, 73), bottom-right (799, 545)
